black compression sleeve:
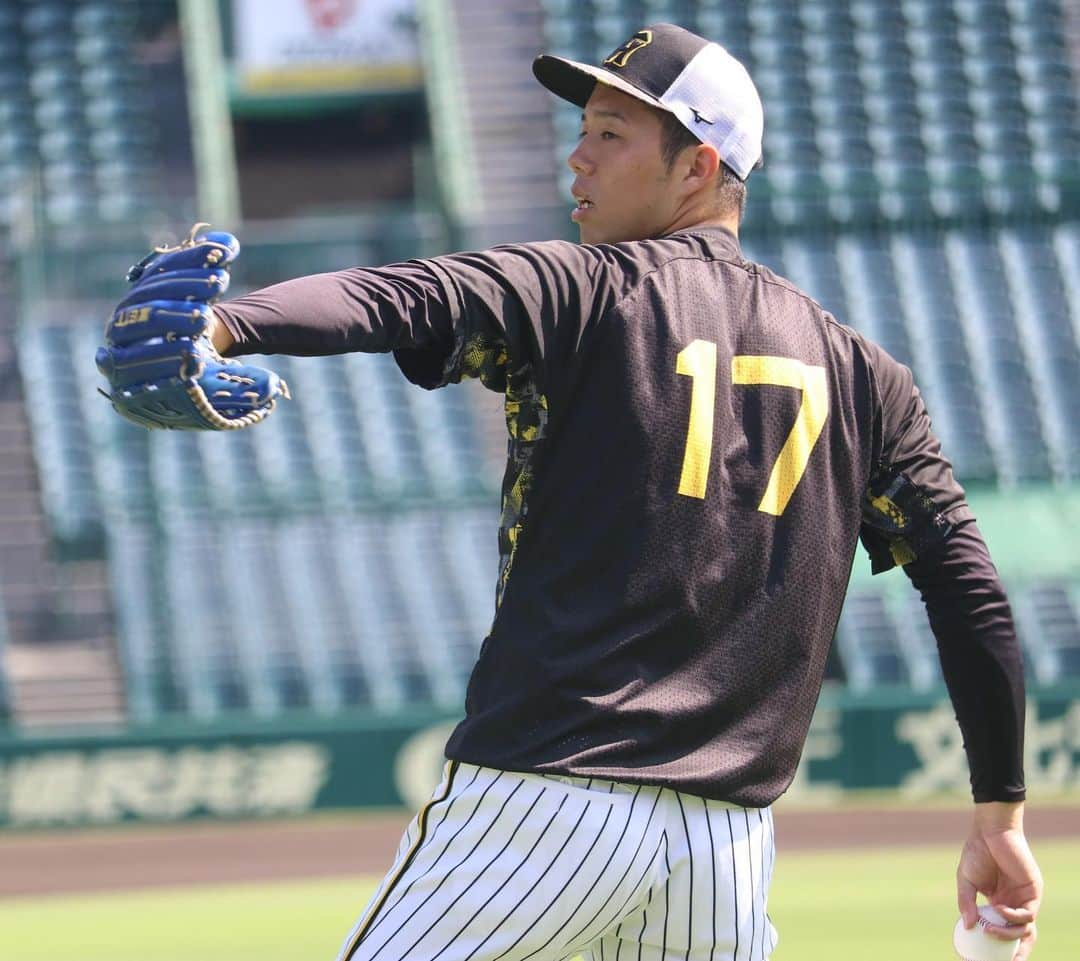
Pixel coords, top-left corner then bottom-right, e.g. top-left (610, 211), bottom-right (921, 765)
top-left (903, 520), bottom-right (1026, 802)
top-left (213, 263), bottom-right (456, 358)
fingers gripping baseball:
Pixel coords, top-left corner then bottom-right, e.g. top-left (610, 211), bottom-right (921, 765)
top-left (957, 820), bottom-right (1043, 961)
top-left (95, 224), bottom-right (289, 431)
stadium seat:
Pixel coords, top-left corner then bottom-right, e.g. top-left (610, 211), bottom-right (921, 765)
top-left (16, 0), bottom-right (1080, 723)
top-left (892, 593), bottom-right (945, 691)
top-left (534, 0), bottom-right (1078, 225)
top-left (21, 2), bottom-right (70, 37)
top-left (284, 354), bottom-right (375, 508)
top-left (836, 233), bottom-right (916, 367)
top-left (780, 236), bottom-right (851, 325)
top-left (0, 589), bottom-right (11, 725)
top-left (157, 524), bottom-right (236, 718)
top-left (0, 0), bottom-right (168, 226)
top-left (105, 521), bottom-right (172, 720)
top-left (997, 228), bottom-right (1080, 478)
top-left (944, 231), bottom-right (1055, 482)
top-left (386, 512), bottom-right (480, 706)
top-left (273, 517), bottom-right (353, 713)
top-left (835, 592), bottom-right (909, 690)
top-left (344, 354), bottom-right (432, 502)
top-left (1013, 583), bottom-right (1077, 685)
top-left (1026, 583), bottom-right (1080, 680)
top-left (17, 326), bottom-right (106, 554)
top-left (328, 517), bottom-right (416, 710)
top-left (889, 230), bottom-right (998, 480)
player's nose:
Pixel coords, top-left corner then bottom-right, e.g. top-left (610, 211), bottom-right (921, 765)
top-left (567, 141), bottom-right (594, 176)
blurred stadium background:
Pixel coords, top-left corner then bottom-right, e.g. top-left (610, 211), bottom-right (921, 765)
top-left (0, 0), bottom-right (1078, 956)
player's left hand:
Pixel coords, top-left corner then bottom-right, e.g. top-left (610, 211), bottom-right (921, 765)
top-left (957, 802), bottom-right (1043, 960)
top-left (95, 223), bottom-right (289, 430)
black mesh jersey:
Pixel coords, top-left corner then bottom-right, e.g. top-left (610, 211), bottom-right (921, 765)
top-left (216, 226), bottom-right (980, 806)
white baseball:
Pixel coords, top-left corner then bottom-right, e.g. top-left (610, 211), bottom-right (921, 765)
top-left (953, 905), bottom-right (1021, 961)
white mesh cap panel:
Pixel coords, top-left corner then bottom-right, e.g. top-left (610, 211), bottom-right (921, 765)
top-left (659, 43), bottom-right (764, 180)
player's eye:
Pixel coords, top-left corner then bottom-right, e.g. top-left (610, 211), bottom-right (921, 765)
top-left (600, 131), bottom-right (618, 140)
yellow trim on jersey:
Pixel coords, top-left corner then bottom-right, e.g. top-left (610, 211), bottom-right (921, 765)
top-left (341, 760), bottom-right (459, 961)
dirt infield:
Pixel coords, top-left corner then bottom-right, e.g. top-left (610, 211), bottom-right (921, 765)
top-left (4, 801), bottom-right (1078, 899)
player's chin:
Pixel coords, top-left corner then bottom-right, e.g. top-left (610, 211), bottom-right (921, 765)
top-left (577, 221), bottom-right (614, 246)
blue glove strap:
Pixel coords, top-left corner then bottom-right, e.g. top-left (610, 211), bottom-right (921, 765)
top-left (106, 301), bottom-right (212, 347)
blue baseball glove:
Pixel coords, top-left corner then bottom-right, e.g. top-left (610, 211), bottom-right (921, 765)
top-left (95, 223), bottom-right (289, 430)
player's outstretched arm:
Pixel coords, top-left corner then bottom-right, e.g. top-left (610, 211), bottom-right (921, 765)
top-left (957, 800), bottom-right (1043, 960)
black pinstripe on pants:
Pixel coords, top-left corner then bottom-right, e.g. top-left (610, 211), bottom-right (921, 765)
top-left (336, 764), bottom-right (777, 961)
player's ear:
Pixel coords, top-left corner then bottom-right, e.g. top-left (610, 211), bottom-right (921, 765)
top-left (683, 143), bottom-right (721, 193)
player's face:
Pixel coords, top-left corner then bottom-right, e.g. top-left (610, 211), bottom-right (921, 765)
top-left (568, 86), bottom-right (682, 245)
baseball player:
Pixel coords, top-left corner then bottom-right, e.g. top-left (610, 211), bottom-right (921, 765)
top-left (98, 22), bottom-right (1043, 961)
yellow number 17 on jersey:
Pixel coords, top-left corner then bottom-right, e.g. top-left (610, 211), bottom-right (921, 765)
top-left (676, 340), bottom-right (829, 516)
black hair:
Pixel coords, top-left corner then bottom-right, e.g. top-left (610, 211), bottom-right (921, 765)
top-left (657, 109), bottom-right (749, 223)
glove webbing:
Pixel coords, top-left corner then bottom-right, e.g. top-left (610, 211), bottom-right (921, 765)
top-left (185, 382), bottom-right (282, 429)
top-left (182, 353), bottom-right (291, 430)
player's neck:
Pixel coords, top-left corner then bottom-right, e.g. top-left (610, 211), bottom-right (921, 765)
top-left (662, 210), bottom-right (740, 238)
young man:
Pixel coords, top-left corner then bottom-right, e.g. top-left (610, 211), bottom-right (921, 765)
top-left (123, 23), bottom-right (1043, 961)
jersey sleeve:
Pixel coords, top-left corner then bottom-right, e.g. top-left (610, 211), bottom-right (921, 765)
top-left (391, 240), bottom-right (628, 396)
top-left (903, 520), bottom-right (1026, 802)
top-left (214, 240), bottom-right (627, 399)
top-left (854, 334), bottom-right (1025, 801)
top-left (214, 260), bottom-right (459, 358)
top-left (855, 334), bottom-right (975, 574)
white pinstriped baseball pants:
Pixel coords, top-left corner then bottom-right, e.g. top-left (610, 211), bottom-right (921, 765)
top-left (336, 761), bottom-right (777, 961)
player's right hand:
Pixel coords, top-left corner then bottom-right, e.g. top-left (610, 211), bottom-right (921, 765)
top-left (957, 801), bottom-right (1043, 960)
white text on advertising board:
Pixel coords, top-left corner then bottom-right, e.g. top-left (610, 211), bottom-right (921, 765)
top-left (0, 741), bottom-right (330, 826)
top-left (898, 701), bottom-right (1080, 795)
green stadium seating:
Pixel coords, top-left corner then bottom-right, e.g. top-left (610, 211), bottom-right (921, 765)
top-left (888, 232), bottom-right (997, 481)
top-left (1014, 582), bottom-right (1080, 685)
top-left (836, 592), bottom-right (908, 690)
top-left (22, 229), bottom-right (1080, 713)
top-left (836, 579), bottom-right (1080, 692)
top-left (9, 0), bottom-right (1080, 716)
top-left (0, 590), bottom-right (11, 724)
top-left (15, 314), bottom-right (502, 718)
top-left (539, 0), bottom-right (1080, 224)
top-left (0, 0), bottom-right (167, 226)
top-left (740, 221), bottom-right (1080, 485)
top-left (18, 325), bottom-right (106, 555)
top-left (105, 520), bottom-right (170, 721)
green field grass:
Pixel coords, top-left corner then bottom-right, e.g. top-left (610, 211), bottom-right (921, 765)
top-left (3, 841), bottom-right (1077, 961)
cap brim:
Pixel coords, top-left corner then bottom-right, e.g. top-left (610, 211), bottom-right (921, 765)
top-left (533, 54), bottom-right (667, 111)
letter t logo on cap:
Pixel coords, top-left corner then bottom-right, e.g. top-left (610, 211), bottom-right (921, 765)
top-left (603, 29), bottom-right (653, 68)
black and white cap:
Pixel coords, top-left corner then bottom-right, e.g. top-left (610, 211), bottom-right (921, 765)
top-left (533, 23), bottom-right (764, 181)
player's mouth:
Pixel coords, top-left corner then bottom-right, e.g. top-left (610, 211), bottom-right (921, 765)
top-left (571, 192), bottom-right (594, 222)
